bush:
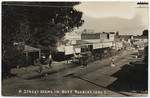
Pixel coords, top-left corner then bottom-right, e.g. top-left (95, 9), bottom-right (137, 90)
top-left (143, 46), bottom-right (148, 64)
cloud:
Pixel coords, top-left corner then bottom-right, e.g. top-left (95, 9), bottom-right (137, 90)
top-left (74, 2), bottom-right (148, 35)
top-left (74, 2), bottom-right (137, 19)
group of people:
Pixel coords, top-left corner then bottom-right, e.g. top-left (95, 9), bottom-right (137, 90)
top-left (38, 52), bottom-right (53, 73)
top-left (38, 52), bottom-right (115, 73)
top-left (81, 54), bottom-right (115, 68)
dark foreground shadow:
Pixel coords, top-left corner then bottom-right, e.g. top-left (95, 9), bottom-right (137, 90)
top-left (107, 62), bottom-right (148, 93)
top-left (2, 73), bottom-right (18, 80)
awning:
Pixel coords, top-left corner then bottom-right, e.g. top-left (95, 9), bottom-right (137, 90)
top-left (76, 40), bottom-right (93, 45)
top-left (23, 45), bottom-right (41, 53)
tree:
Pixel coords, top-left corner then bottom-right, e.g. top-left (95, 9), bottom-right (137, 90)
top-left (143, 46), bottom-right (148, 65)
top-left (142, 29), bottom-right (148, 36)
top-left (116, 31), bottom-right (119, 35)
top-left (2, 2), bottom-right (84, 67)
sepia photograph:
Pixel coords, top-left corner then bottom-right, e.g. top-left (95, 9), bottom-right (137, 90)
top-left (1, 0), bottom-right (149, 97)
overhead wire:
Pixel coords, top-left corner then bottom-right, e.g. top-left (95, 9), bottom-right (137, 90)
top-left (2, 3), bottom-right (75, 8)
top-left (102, 26), bottom-right (148, 32)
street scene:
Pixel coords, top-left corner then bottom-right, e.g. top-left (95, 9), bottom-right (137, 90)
top-left (2, 1), bottom-right (148, 97)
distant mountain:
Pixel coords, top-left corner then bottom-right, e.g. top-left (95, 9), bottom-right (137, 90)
top-left (75, 15), bottom-right (147, 35)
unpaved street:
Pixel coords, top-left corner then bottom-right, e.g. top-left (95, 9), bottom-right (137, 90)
top-left (2, 50), bottom-right (147, 96)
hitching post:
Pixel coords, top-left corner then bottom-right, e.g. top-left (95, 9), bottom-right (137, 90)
top-left (25, 52), bottom-right (28, 72)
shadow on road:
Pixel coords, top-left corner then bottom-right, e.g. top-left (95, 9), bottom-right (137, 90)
top-left (26, 63), bottom-right (80, 80)
top-left (130, 52), bottom-right (138, 55)
top-left (64, 73), bottom-right (131, 96)
top-left (107, 62), bottom-right (148, 94)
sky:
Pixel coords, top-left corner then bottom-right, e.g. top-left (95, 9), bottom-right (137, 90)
top-left (74, 2), bottom-right (149, 35)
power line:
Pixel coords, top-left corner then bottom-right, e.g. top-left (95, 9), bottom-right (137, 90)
top-left (103, 26), bottom-right (148, 32)
top-left (2, 3), bottom-right (75, 8)
top-left (117, 26), bottom-right (148, 30)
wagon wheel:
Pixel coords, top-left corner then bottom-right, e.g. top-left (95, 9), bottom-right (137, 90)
top-left (91, 56), bottom-right (94, 62)
top-left (88, 56), bottom-right (94, 63)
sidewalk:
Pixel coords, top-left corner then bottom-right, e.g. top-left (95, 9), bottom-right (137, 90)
top-left (10, 50), bottom-right (137, 80)
top-left (11, 60), bottom-right (78, 79)
top-left (3, 49), bottom-right (147, 96)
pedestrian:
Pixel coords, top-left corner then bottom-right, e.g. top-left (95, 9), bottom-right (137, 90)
top-left (118, 48), bottom-right (121, 53)
top-left (39, 55), bottom-right (45, 73)
top-left (48, 52), bottom-right (53, 68)
top-left (81, 54), bottom-right (88, 67)
top-left (111, 58), bottom-right (115, 67)
top-left (82, 60), bottom-right (88, 67)
top-left (39, 63), bottom-right (42, 73)
top-left (41, 55), bottom-right (46, 65)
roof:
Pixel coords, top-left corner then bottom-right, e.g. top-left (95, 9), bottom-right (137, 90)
top-left (133, 36), bottom-right (148, 39)
top-left (115, 35), bottom-right (132, 41)
top-left (116, 35), bottom-right (132, 38)
top-left (109, 32), bottom-right (115, 34)
top-left (23, 45), bottom-right (41, 53)
top-left (58, 40), bottom-right (68, 45)
top-left (76, 40), bottom-right (93, 45)
top-left (81, 33), bottom-right (100, 39)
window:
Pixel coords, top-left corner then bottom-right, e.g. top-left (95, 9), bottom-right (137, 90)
top-left (141, 39), bottom-right (143, 41)
top-left (107, 34), bottom-right (109, 39)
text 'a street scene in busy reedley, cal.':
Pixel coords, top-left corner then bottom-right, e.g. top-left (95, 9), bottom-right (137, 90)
top-left (2, 1), bottom-right (148, 97)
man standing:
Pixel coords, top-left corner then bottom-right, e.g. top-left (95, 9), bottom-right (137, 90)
top-left (39, 55), bottom-right (46, 73)
top-left (81, 53), bottom-right (88, 67)
top-left (48, 52), bottom-right (53, 68)
top-left (111, 58), bottom-right (115, 67)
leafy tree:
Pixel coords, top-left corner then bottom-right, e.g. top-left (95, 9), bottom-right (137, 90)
top-left (2, 2), bottom-right (84, 67)
top-left (116, 31), bottom-right (119, 35)
top-left (143, 46), bottom-right (148, 65)
top-left (142, 29), bottom-right (148, 36)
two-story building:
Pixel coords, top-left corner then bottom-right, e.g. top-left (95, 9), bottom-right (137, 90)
top-left (133, 36), bottom-right (148, 43)
top-left (81, 32), bottom-right (115, 43)
top-left (132, 36), bottom-right (148, 49)
top-left (114, 35), bottom-right (133, 50)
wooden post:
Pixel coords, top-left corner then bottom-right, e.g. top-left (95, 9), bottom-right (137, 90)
top-left (67, 55), bottom-right (68, 64)
top-left (39, 50), bottom-right (42, 73)
top-left (64, 54), bottom-right (66, 64)
top-left (25, 52), bottom-right (28, 71)
top-left (66, 55), bottom-right (68, 64)
top-left (39, 50), bottom-right (41, 63)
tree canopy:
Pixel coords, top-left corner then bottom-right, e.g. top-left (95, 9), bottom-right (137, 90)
top-left (2, 2), bottom-right (84, 65)
top-left (142, 29), bottom-right (148, 36)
